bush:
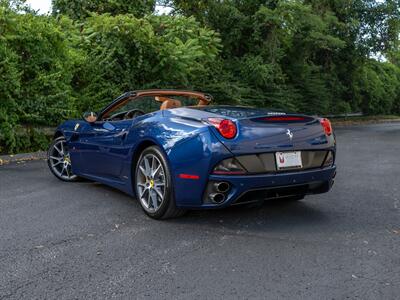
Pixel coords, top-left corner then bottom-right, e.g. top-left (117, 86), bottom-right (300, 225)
top-left (0, 6), bottom-right (221, 153)
top-left (0, 6), bottom-right (76, 153)
top-left (354, 61), bottom-right (400, 115)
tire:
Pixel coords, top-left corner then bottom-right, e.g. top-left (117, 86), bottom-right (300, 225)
top-left (134, 146), bottom-right (186, 219)
top-left (47, 136), bottom-right (79, 182)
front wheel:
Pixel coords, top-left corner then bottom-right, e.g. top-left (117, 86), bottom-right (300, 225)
top-left (134, 146), bottom-right (185, 219)
top-left (47, 136), bottom-right (79, 182)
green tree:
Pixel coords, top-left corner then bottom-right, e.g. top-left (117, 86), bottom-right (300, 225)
top-left (354, 60), bottom-right (400, 114)
top-left (71, 13), bottom-right (220, 111)
top-left (52, 0), bottom-right (156, 19)
top-left (165, 0), bottom-right (400, 114)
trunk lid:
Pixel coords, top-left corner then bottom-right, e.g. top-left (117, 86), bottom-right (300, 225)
top-left (172, 106), bottom-right (331, 155)
top-left (183, 106), bottom-right (329, 155)
top-left (223, 114), bottom-right (329, 155)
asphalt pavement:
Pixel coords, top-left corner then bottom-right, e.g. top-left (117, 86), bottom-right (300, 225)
top-left (1, 123), bottom-right (399, 299)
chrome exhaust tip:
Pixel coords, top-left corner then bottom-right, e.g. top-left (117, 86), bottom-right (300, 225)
top-left (214, 182), bottom-right (230, 193)
top-left (209, 193), bottom-right (225, 204)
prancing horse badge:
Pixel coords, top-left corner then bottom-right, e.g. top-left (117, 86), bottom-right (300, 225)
top-left (286, 129), bottom-right (293, 140)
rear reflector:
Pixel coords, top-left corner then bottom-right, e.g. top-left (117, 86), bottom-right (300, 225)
top-left (320, 118), bottom-right (333, 136)
top-left (179, 174), bottom-right (200, 180)
top-left (207, 118), bottom-right (237, 139)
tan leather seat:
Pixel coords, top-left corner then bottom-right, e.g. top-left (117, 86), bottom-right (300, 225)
top-left (160, 99), bottom-right (182, 110)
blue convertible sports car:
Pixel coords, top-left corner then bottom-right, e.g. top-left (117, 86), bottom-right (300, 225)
top-left (48, 90), bottom-right (336, 219)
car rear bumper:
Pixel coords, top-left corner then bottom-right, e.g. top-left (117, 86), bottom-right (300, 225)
top-left (196, 166), bottom-right (336, 208)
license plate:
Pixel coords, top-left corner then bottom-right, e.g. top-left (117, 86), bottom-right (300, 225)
top-left (275, 151), bottom-right (302, 170)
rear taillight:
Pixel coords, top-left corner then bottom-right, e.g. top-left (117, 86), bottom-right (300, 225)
top-left (320, 118), bottom-right (332, 136)
top-left (207, 118), bottom-right (237, 139)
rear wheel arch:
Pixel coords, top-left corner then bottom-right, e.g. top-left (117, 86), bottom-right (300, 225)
top-left (131, 140), bottom-right (158, 173)
top-left (131, 139), bottom-right (174, 172)
top-left (54, 130), bottom-right (64, 139)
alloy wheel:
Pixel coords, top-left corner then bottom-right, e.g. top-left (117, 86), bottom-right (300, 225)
top-left (48, 139), bottom-right (77, 181)
top-left (136, 153), bottom-right (166, 213)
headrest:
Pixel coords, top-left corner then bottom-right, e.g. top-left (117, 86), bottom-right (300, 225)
top-left (160, 99), bottom-right (182, 110)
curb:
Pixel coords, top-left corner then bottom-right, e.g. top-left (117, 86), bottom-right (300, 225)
top-left (331, 118), bottom-right (400, 126)
top-left (0, 151), bottom-right (47, 166)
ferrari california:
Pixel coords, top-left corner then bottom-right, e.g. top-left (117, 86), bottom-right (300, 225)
top-left (47, 90), bottom-right (336, 219)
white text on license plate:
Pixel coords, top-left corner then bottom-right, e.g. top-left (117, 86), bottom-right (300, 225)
top-left (275, 151), bottom-right (302, 170)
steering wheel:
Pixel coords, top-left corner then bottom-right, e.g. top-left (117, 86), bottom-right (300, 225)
top-left (124, 109), bottom-right (145, 120)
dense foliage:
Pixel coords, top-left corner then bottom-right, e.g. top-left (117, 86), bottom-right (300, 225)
top-left (52, 0), bottom-right (156, 19)
top-left (165, 0), bottom-right (400, 114)
top-left (0, 2), bottom-right (220, 153)
top-left (0, 0), bottom-right (399, 153)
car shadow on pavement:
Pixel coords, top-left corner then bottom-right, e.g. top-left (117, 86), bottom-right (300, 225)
top-left (168, 197), bottom-right (330, 233)
top-left (76, 180), bottom-right (330, 233)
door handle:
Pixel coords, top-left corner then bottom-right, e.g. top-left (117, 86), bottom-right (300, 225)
top-left (121, 131), bottom-right (128, 140)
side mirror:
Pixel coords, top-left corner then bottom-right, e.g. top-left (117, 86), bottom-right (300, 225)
top-left (83, 111), bottom-right (98, 123)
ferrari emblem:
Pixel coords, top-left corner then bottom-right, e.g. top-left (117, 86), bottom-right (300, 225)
top-left (286, 129), bottom-right (293, 140)
top-left (149, 179), bottom-right (154, 189)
